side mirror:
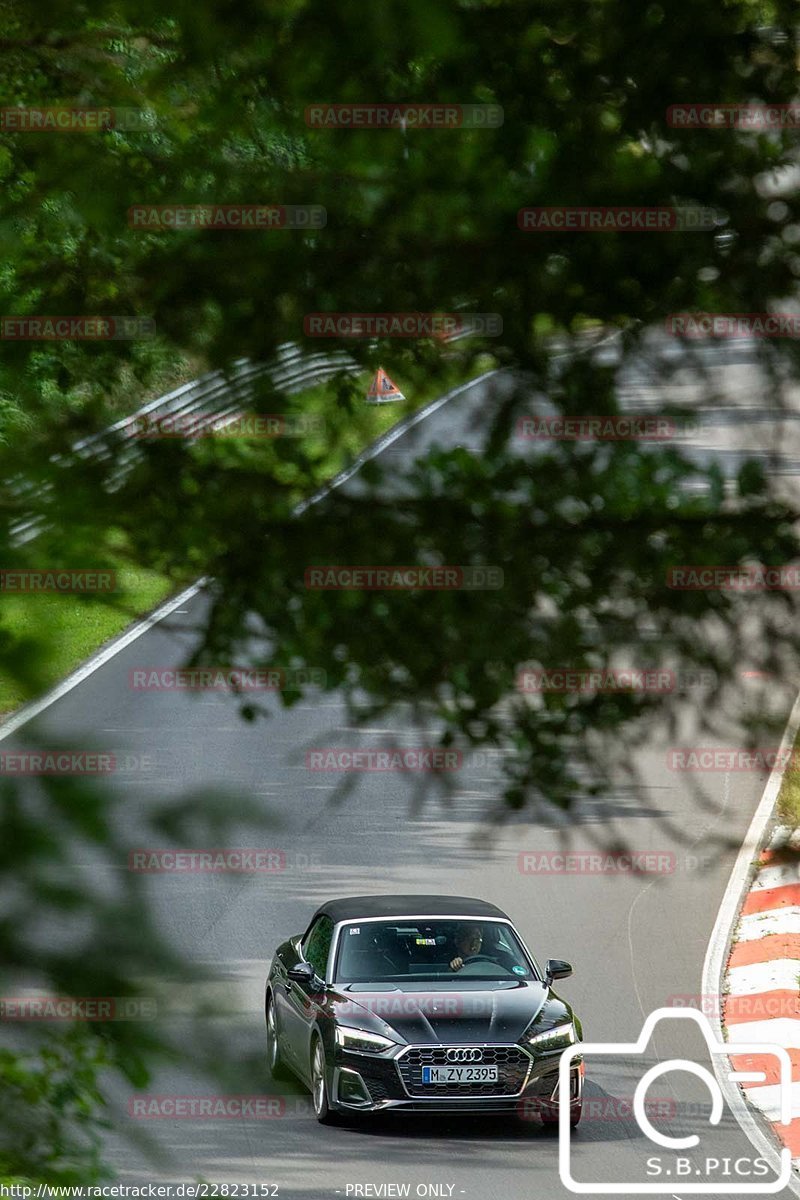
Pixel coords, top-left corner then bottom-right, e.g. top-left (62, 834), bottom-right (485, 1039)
top-left (288, 961), bottom-right (318, 986)
top-left (545, 958), bottom-right (573, 983)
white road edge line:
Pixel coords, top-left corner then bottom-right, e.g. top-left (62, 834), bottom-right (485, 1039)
top-left (0, 368), bottom-right (503, 744)
top-left (702, 682), bottom-right (800, 1195)
top-left (0, 578), bottom-right (210, 744)
top-left (293, 367), bottom-right (501, 514)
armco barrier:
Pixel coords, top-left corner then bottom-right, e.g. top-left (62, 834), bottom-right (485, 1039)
top-left (9, 345), bottom-right (359, 545)
top-left (8, 322), bottom-right (488, 544)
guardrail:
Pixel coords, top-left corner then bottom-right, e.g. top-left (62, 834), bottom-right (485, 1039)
top-left (9, 344), bottom-right (360, 545)
top-left (7, 325), bottom-right (484, 544)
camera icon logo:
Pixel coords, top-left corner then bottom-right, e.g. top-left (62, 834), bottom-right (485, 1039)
top-left (558, 1007), bottom-right (792, 1194)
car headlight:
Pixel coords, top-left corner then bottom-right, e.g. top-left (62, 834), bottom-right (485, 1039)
top-left (526, 1022), bottom-right (576, 1050)
top-left (335, 1027), bottom-right (397, 1055)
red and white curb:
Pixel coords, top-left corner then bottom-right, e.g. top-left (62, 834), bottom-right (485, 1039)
top-left (723, 826), bottom-right (800, 1157)
top-left (704, 683), bottom-right (800, 1193)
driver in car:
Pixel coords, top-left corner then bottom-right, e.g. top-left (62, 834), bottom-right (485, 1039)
top-left (449, 924), bottom-right (486, 971)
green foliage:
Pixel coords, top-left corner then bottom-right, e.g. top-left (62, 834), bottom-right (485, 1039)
top-left (0, 1032), bottom-right (110, 1183)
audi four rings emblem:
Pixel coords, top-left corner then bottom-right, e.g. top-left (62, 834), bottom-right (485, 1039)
top-left (446, 1047), bottom-right (483, 1063)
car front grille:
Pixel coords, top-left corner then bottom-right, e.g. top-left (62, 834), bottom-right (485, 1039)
top-left (396, 1045), bottom-right (531, 1098)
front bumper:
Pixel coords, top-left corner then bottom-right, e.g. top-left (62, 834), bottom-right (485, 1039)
top-left (332, 1043), bottom-right (583, 1114)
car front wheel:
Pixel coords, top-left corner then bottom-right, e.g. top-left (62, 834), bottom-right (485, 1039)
top-left (265, 995), bottom-right (289, 1080)
top-left (310, 1036), bottom-right (338, 1124)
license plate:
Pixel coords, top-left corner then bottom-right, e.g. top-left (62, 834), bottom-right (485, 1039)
top-left (421, 1065), bottom-right (499, 1084)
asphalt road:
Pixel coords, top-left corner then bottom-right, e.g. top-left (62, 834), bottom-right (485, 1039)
top-left (6, 337), bottom-right (800, 1199)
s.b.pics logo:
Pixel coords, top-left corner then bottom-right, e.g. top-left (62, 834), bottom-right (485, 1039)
top-left (557, 1008), bottom-right (791, 1194)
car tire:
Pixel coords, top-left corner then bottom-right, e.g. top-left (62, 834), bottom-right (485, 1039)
top-left (310, 1035), bottom-right (339, 1124)
top-left (265, 994), bottom-right (289, 1080)
top-left (541, 1103), bottom-right (581, 1129)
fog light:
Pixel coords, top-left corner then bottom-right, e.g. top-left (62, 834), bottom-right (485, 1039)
top-left (337, 1068), bottom-right (372, 1107)
top-left (550, 1066), bottom-right (582, 1103)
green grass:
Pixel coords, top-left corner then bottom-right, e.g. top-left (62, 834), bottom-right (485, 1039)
top-left (0, 559), bottom-right (177, 715)
top-left (0, 351), bottom-right (496, 718)
top-left (777, 738), bottom-right (800, 827)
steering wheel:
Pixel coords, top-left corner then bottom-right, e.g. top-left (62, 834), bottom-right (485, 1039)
top-left (462, 954), bottom-right (496, 965)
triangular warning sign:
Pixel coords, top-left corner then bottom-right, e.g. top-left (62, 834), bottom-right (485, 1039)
top-left (366, 367), bottom-right (405, 404)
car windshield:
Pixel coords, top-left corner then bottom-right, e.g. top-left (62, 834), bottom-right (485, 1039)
top-left (334, 919), bottom-right (538, 983)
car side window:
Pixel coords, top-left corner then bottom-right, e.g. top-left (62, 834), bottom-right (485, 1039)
top-left (303, 916), bottom-right (334, 979)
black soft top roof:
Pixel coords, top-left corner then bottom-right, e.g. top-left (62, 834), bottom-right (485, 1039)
top-left (311, 894), bottom-right (509, 924)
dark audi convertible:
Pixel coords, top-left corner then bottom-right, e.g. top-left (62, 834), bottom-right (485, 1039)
top-left (264, 894), bottom-right (583, 1124)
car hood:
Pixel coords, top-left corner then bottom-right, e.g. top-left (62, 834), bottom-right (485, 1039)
top-left (330, 981), bottom-right (571, 1045)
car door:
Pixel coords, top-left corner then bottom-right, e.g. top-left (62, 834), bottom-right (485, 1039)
top-left (283, 915), bottom-right (334, 1074)
top-left (270, 936), bottom-right (303, 1063)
